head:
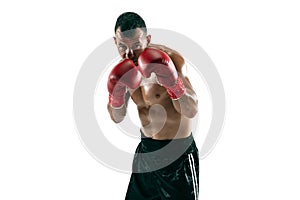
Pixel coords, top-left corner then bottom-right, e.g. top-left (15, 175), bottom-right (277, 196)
top-left (114, 12), bottom-right (151, 64)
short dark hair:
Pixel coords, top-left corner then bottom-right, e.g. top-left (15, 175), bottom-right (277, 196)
top-left (114, 12), bottom-right (147, 37)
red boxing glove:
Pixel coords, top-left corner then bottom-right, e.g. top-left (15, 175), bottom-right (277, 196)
top-left (138, 48), bottom-right (185, 99)
top-left (107, 59), bottom-right (142, 108)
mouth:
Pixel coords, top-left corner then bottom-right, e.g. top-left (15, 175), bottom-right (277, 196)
top-left (131, 57), bottom-right (138, 66)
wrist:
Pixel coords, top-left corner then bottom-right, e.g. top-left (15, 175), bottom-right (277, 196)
top-left (108, 94), bottom-right (125, 109)
top-left (166, 76), bottom-right (186, 100)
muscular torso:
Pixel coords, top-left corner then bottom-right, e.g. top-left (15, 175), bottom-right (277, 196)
top-left (129, 44), bottom-right (192, 139)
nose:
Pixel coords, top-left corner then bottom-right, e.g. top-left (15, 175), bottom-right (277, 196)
top-left (125, 48), bottom-right (134, 59)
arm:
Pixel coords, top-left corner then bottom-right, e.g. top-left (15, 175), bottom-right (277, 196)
top-left (154, 46), bottom-right (198, 117)
top-left (171, 72), bottom-right (198, 118)
top-left (107, 59), bottom-right (141, 123)
top-left (138, 48), bottom-right (198, 118)
top-left (107, 91), bottom-right (130, 123)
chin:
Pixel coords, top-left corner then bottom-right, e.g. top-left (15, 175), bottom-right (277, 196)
top-left (131, 58), bottom-right (138, 65)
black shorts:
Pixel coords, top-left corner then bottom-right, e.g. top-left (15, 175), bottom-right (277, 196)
top-left (125, 132), bottom-right (199, 200)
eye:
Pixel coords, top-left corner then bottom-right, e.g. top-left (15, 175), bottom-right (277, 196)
top-left (133, 44), bottom-right (142, 49)
top-left (118, 45), bottom-right (127, 51)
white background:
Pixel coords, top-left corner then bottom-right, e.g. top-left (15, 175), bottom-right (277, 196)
top-left (1, 0), bottom-right (300, 199)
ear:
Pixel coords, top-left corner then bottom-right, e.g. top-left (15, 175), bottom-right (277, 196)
top-left (113, 36), bottom-right (117, 45)
top-left (146, 35), bottom-right (151, 45)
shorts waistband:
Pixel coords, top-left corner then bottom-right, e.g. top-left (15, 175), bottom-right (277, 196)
top-left (139, 130), bottom-right (195, 153)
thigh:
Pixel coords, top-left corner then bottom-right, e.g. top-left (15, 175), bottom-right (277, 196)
top-left (126, 143), bottom-right (161, 200)
top-left (153, 150), bottom-right (199, 200)
top-left (125, 172), bottom-right (161, 200)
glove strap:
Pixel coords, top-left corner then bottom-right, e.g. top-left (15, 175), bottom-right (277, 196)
top-left (166, 76), bottom-right (186, 100)
top-left (108, 94), bottom-right (125, 109)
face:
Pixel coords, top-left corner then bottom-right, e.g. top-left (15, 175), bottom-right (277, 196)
top-left (114, 27), bottom-right (151, 65)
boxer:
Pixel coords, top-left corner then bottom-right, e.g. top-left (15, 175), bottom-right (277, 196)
top-left (107, 12), bottom-right (199, 200)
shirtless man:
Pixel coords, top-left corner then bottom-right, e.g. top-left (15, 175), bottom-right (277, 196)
top-left (107, 12), bottom-right (199, 199)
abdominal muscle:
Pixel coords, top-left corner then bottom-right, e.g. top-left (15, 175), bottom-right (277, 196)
top-left (130, 81), bottom-right (192, 140)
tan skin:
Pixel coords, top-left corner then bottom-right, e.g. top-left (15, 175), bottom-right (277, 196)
top-left (108, 27), bottom-right (198, 140)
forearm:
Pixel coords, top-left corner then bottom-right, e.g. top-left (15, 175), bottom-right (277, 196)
top-left (107, 104), bottom-right (127, 123)
top-left (107, 91), bottom-right (130, 123)
top-left (172, 88), bottom-right (198, 118)
top-left (170, 74), bottom-right (198, 118)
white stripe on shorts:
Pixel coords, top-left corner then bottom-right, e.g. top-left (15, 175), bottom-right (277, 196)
top-left (188, 153), bottom-right (198, 200)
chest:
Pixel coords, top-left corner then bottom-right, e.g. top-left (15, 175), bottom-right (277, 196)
top-left (130, 75), bottom-right (168, 107)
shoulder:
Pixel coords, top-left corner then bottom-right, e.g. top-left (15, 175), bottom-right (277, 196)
top-left (148, 44), bottom-right (185, 73)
